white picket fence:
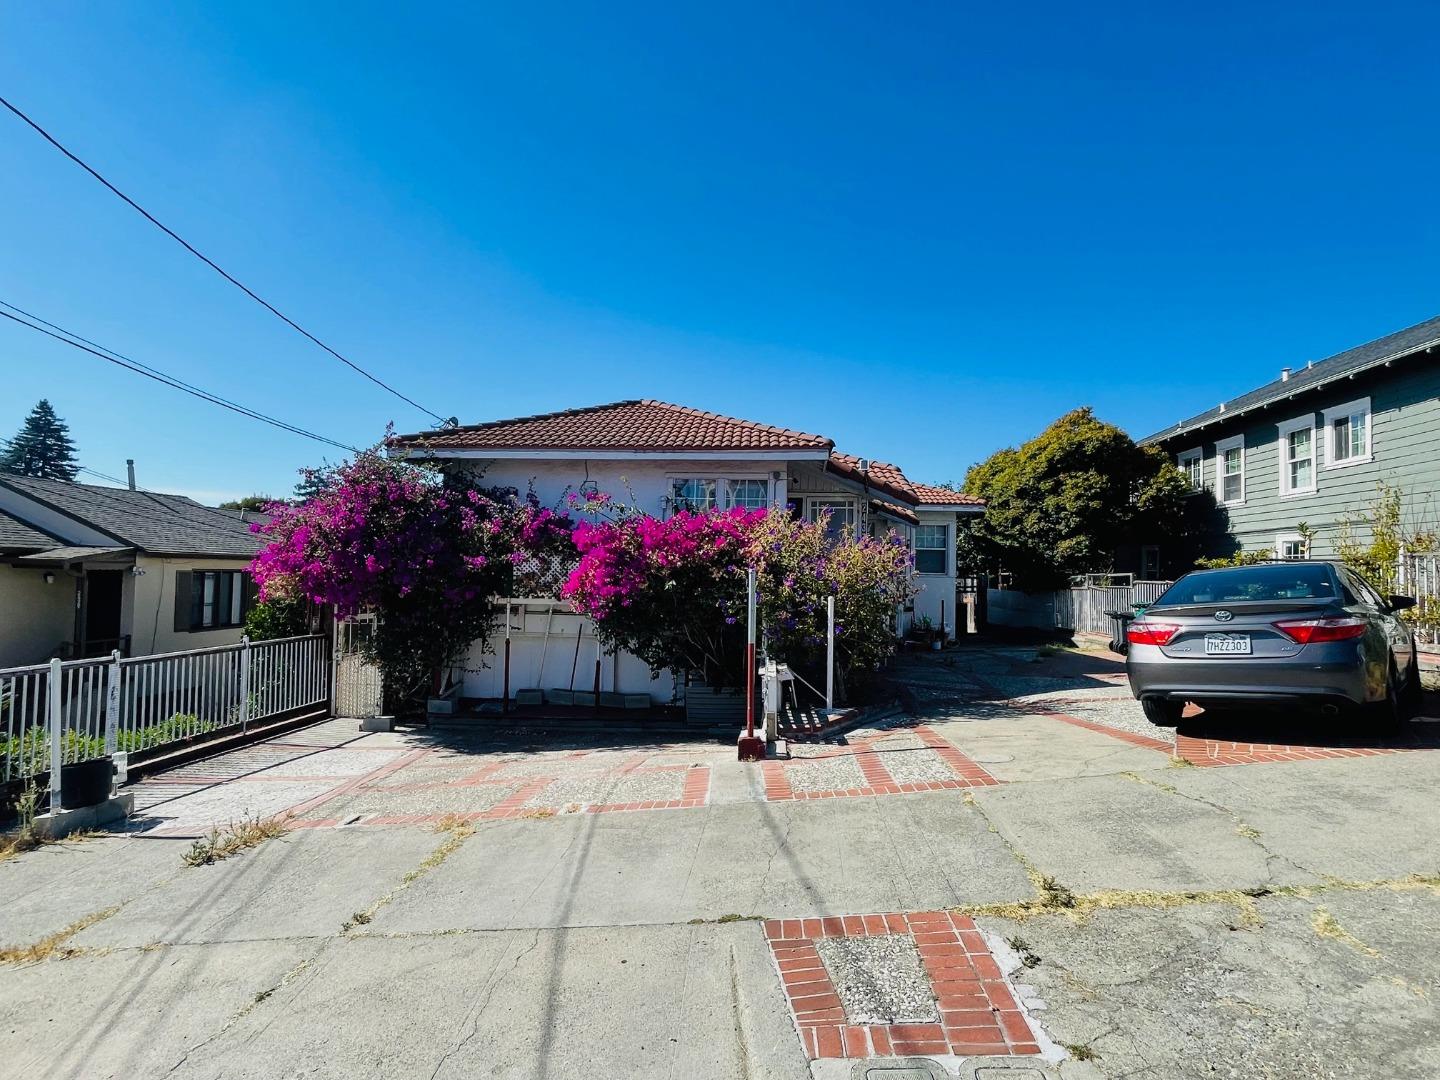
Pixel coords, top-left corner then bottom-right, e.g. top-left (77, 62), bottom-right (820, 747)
top-left (1399, 550), bottom-right (1440, 646)
top-left (0, 634), bottom-right (331, 790)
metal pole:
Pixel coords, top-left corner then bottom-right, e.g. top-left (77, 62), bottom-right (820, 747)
top-left (502, 602), bottom-right (511, 714)
top-left (826, 595), bottom-right (835, 711)
top-left (48, 658), bottom-right (62, 806)
top-left (745, 567), bottom-right (757, 739)
top-left (238, 635), bottom-right (251, 732)
top-left (104, 650), bottom-right (121, 756)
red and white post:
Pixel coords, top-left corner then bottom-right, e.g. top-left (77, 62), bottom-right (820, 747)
top-left (738, 566), bottom-right (764, 760)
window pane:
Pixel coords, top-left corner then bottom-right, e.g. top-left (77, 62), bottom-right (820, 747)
top-left (808, 500), bottom-right (854, 543)
top-left (1351, 413), bottom-right (1366, 457)
top-left (1332, 418), bottom-right (1351, 460)
top-left (915, 549), bottom-right (946, 574)
top-left (725, 479), bottom-right (768, 510)
top-left (672, 479), bottom-right (716, 511)
top-left (201, 573), bottom-right (216, 628)
top-left (1223, 474), bottom-right (1242, 502)
top-left (230, 573), bottom-right (243, 625)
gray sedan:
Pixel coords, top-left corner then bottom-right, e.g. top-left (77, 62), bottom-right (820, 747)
top-left (1126, 561), bottom-right (1421, 730)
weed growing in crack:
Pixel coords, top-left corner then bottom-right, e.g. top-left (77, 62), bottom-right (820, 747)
top-left (1312, 907), bottom-right (1380, 957)
top-left (0, 905), bottom-right (120, 965)
top-left (182, 815), bottom-right (289, 867)
top-left (1062, 1041), bottom-right (1099, 1061)
top-left (1006, 935), bottom-right (1042, 967)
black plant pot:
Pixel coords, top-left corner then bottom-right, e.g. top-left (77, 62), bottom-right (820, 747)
top-left (60, 758), bottom-right (113, 810)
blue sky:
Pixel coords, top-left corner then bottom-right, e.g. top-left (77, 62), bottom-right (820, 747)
top-left (2, 2), bottom-right (1437, 502)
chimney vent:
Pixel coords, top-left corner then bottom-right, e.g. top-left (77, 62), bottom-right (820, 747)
top-left (125, 459), bottom-right (136, 490)
top-left (1280, 367), bottom-right (1291, 382)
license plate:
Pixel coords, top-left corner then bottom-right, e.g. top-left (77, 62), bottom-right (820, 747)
top-left (1205, 633), bottom-right (1251, 655)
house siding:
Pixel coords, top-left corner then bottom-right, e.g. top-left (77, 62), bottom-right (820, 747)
top-left (0, 564), bottom-right (74, 668)
top-left (1157, 356), bottom-right (1440, 559)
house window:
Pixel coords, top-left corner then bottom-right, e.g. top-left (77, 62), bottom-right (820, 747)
top-left (914, 524), bottom-right (949, 575)
top-left (1277, 415), bottom-right (1316, 497)
top-left (1214, 435), bottom-right (1245, 505)
top-left (186, 571), bottom-right (250, 630)
top-left (1276, 533), bottom-right (1308, 561)
top-left (1177, 448), bottom-right (1203, 492)
top-left (807, 499), bottom-right (857, 543)
top-left (724, 479), bottom-right (769, 511)
top-left (671, 479), bottom-right (717, 512)
top-left (1322, 397), bottom-right (1371, 467)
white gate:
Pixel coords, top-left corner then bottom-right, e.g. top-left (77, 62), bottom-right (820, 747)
top-left (333, 615), bottom-right (384, 718)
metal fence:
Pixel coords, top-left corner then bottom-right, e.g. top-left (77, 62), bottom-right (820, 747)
top-left (1399, 549), bottom-right (1440, 646)
top-left (1, 634), bottom-right (331, 790)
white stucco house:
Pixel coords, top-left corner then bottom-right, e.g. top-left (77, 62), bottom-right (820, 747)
top-left (394, 399), bottom-right (983, 704)
top-left (0, 474), bottom-right (263, 668)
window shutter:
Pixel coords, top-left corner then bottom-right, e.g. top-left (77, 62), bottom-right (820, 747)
top-left (173, 571), bottom-right (193, 633)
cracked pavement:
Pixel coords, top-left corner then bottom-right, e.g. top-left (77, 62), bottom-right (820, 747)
top-left (2, 646), bottom-right (1438, 1078)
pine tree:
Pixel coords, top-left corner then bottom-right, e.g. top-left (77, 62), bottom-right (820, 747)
top-left (0, 399), bottom-right (81, 481)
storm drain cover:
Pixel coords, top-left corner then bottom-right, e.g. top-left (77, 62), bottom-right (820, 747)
top-left (815, 934), bottom-right (939, 1024)
top-left (865, 1070), bottom-right (936, 1080)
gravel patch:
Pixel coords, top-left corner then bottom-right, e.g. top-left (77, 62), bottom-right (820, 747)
top-left (1039, 694), bottom-right (1175, 745)
top-left (880, 747), bottom-right (963, 785)
top-left (127, 780), bottom-right (337, 834)
top-left (367, 760), bottom-right (491, 788)
top-left (815, 934), bottom-right (939, 1024)
top-left (267, 748), bottom-right (409, 779)
top-left (783, 755), bottom-right (868, 793)
top-left (524, 769), bottom-right (687, 808)
top-left (867, 732), bottom-right (927, 751)
top-left (322, 781), bottom-right (525, 818)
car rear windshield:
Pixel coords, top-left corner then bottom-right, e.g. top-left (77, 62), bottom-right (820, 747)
top-left (1153, 564), bottom-right (1337, 606)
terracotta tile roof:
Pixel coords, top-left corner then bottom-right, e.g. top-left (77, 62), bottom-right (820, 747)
top-left (394, 400), bottom-right (833, 453)
top-left (912, 482), bottom-right (985, 507)
top-left (868, 498), bottom-right (920, 526)
top-left (827, 453), bottom-right (919, 504)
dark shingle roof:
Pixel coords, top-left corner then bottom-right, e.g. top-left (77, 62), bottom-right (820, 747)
top-left (1141, 314), bottom-right (1440, 444)
top-left (0, 508), bottom-right (57, 553)
top-left (0, 475), bottom-right (261, 558)
top-left (394, 399), bottom-right (834, 452)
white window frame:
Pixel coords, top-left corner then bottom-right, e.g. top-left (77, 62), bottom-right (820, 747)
top-left (806, 497), bottom-right (858, 541)
top-left (1276, 414), bottom-right (1317, 499)
top-left (1321, 396), bottom-right (1372, 469)
top-left (1213, 434), bottom-right (1245, 506)
top-left (1275, 532), bottom-right (1308, 561)
top-left (913, 523), bottom-right (949, 576)
top-left (666, 475), bottom-right (772, 515)
top-left (1176, 447), bottom-right (1204, 492)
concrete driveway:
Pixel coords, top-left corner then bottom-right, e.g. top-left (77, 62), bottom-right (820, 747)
top-left (2, 645), bottom-right (1437, 1079)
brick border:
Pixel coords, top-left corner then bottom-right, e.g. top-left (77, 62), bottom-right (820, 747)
top-left (763, 911), bottom-right (1041, 1060)
top-left (763, 725), bottom-right (999, 801)
top-left (1046, 709), bottom-right (1418, 767)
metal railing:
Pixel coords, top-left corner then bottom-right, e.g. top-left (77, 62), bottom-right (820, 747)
top-left (1399, 550), bottom-right (1440, 646)
top-left (2, 634), bottom-right (331, 792)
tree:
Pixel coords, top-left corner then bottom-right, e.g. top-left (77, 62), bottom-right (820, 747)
top-left (1, 399), bottom-right (80, 481)
top-left (250, 449), bottom-right (574, 713)
top-left (292, 462), bottom-right (334, 504)
top-left (218, 495), bottom-right (279, 512)
top-left (960, 408), bottom-right (1194, 590)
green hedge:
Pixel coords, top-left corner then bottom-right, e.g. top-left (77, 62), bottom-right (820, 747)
top-left (1, 714), bottom-right (217, 778)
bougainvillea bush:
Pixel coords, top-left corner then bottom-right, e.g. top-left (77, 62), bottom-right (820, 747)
top-left (563, 497), bottom-right (916, 698)
top-left (250, 450), bottom-right (572, 712)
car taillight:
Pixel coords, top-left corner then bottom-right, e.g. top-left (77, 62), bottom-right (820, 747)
top-left (1272, 617), bottom-right (1368, 644)
top-left (1127, 621), bottom-right (1180, 646)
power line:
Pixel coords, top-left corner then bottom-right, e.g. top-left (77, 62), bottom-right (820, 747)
top-left (0, 303), bottom-right (360, 453)
top-left (0, 94), bottom-right (447, 425)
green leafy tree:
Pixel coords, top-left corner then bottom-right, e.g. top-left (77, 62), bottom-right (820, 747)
top-left (1, 399), bottom-right (80, 481)
top-left (218, 495), bottom-right (279, 512)
top-left (960, 408), bottom-right (1199, 590)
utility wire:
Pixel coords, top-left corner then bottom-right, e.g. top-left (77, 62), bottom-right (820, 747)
top-left (0, 94), bottom-right (447, 425)
top-left (0, 304), bottom-right (359, 453)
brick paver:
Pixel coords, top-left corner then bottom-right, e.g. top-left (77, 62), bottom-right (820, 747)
top-left (762, 910), bottom-right (1042, 1060)
top-left (763, 725), bottom-right (999, 801)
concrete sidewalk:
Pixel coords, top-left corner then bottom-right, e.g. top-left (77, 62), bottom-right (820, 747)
top-left (1, 646), bottom-right (1437, 1079)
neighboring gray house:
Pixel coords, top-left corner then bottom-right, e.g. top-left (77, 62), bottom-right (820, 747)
top-left (1140, 314), bottom-right (1440, 565)
top-left (0, 474), bottom-right (263, 667)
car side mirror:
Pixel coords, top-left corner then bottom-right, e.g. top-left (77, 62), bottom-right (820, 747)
top-left (1387, 594), bottom-right (1417, 611)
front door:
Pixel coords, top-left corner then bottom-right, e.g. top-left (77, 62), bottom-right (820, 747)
top-left (82, 570), bottom-right (125, 657)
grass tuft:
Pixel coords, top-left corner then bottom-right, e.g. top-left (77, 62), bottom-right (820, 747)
top-left (0, 905), bottom-right (120, 965)
top-left (182, 815), bottom-right (289, 867)
top-left (1311, 907), bottom-right (1380, 957)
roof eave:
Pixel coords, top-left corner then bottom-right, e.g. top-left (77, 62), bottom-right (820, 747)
top-left (394, 447), bottom-right (834, 461)
top-left (1142, 337), bottom-right (1440, 445)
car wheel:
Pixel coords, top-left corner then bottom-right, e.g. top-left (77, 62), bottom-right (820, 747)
top-left (1141, 698), bottom-right (1184, 727)
top-left (1401, 650), bottom-right (1424, 713)
top-left (1367, 662), bottom-right (1405, 735)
